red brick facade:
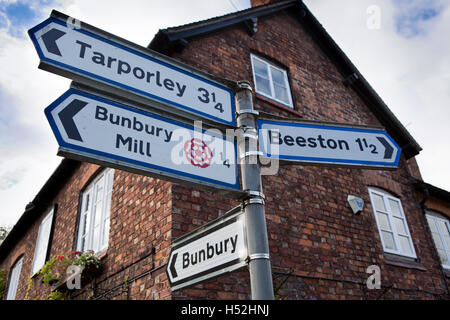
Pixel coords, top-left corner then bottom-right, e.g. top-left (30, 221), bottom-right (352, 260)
top-left (163, 8), bottom-right (448, 300)
top-left (1, 2), bottom-right (449, 300)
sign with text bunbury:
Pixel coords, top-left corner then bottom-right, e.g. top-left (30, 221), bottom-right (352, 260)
top-left (29, 12), bottom-right (235, 127)
top-left (258, 119), bottom-right (401, 169)
top-left (167, 208), bottom-right (247, 291)
top-left (45, 89), bottom-right (239, 191)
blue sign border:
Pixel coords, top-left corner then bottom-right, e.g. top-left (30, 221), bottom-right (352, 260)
top-left (45, 88), bottom-right (240, 191)
top-left (29, 17), bottom-right (236, 127)
top-left (257, 119), bottom-right (401, 168)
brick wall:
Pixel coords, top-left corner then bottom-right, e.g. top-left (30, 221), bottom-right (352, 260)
top-left (0, 162), bottom-right (173, 300)
top-left (1, 6), bottom-right (448, 300)
top-left (0, 162), bottom-right (99, 299)
top-left (166, 9), bottom-right (449, 299)
top-left (415, 191), bottom-right (450, 291)
top-left (251, 0), bottom-right (284, 7)
top-left (418, 194), bottom-right (450, 219)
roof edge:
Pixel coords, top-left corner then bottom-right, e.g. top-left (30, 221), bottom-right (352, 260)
top-left (148, 0), bottom-right (421, 159)
top-left (415, 180), bottom-right (450, 203)
top-left (295, 1), bottom-right (422, 158)
top-left (148, 0), bottom-right (297, 52)
top-left (0, 159), bottom-right (81, 261)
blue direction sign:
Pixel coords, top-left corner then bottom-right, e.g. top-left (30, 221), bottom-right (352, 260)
top-left (45, 88), bottom-right (240, 192)
top-left (29, 11), bottom-right (236, 127)
top-left (258, 119), bottom-right (401, 169)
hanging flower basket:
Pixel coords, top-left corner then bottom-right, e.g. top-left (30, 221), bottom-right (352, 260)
top-left (72, 250), bottom-right (100, 269)
top-left (37, 254), bottom-right (72, 286)
top-left (72, 250), bottom-right (102, 280)
top-left (38, 250), bottom-right (102, 291)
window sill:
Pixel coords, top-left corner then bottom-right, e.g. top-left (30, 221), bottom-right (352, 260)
top-left (255, 93), bottom-right (303, 118)
top-left (384, 253), bottom-right (426, 271)
top-left (96, 250), bottom-right (108, 260)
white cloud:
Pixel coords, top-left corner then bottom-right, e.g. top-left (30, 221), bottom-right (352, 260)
top-left (304, 0), bottom-right (450, 191)
top-left (0, 4), bottom-right (68, 227)
top-left (0, 0), bottom-right (250, 228)
top-left (0, 167), bottom-right (26, 191)
top-left (0, 0), bottom-right (447, 228)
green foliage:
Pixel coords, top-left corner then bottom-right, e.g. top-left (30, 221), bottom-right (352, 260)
top-left (36, 251), bottom-right (102, 300)
top-left (37, 254), bottom-right (72, 286)
top-left (72, 250), bottom-right (100, 269)
top-left (0, 269), bottom-right (6, 299)
top-left (0, 226), bottom-right (9, 242)
top-left (24, 277), bottom-right (34, 300)
top-left (45, 290), bottom-right (66, 300)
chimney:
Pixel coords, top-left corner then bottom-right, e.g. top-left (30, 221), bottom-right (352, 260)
top-left (250, 0), bottom-right (284, 7)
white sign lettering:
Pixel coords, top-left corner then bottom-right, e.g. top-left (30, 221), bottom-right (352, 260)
top-left (258, 119), bottom-right (401, 168)
top-left (167, 211), bottom-right (247, 291)
top-left (45, 89), bottom-right (239, 191)
top-left (29, 16), bottom-right (235, 126)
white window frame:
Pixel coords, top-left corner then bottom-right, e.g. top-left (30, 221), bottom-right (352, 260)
top-left (368, 188), bottom-right (417, 258)
top-left (425, 211), bottom-right (450, 269)
top-left (31, 207), bottom-right (55, 275)
top-left (250, 54), bottom-right (294, 108)
top-left (76, 168), bottom-right (114, 254)
top-left (5, 257), bottom-right (23, 300)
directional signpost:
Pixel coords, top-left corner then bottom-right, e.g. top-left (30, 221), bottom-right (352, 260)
top-left (45, 88), bottom-right (239, 192)
top-left (29, 11), bottom-right (235, 127)
top-left (258, 119), bottom-right (401, 169)
top-left (167, 207), bottom-right (247, 291)
top-left (30, 11), bottom-right (405, 300)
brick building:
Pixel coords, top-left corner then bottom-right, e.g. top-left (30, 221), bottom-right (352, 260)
top-left (1, 0), bottom-right (449, 300)
top-left (415, 182), bottom-right (450, 278)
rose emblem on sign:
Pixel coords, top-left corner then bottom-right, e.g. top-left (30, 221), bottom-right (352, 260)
top-left (184, 138), bottom-right (213, 168)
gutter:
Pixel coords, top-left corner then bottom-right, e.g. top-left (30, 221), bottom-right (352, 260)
top-left (149, 0), bottom-right (421, 159)
top-left (296, 0), bottom-right (422, 158)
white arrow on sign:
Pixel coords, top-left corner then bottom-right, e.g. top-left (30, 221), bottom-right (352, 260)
top-left (45, 88), bottom-right (239, 192)
top-left (167, 208), bottom-right (247, 291)
top-left (29, 12), bottom-right (235, 127)
top-left (258, 119), bottom-right (401, 169)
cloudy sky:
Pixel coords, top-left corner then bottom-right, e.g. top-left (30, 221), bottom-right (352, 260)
top-left (0, 0), bottom-right (448, 228)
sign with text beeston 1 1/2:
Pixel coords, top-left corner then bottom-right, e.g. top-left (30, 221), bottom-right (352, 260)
top-left (45, 88), bottom-right (239, 192)
top-left (258, 119), bottom-right (401, 169)
top-left (28, 12), bottom-right (235, 127)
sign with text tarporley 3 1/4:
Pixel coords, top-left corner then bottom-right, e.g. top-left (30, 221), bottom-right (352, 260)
top-left (29, 11), bottom-right (235, 127)
top-left (45, 88), bottom-right (239, 192)
top-left (258, 119), bottom-right (401, 169)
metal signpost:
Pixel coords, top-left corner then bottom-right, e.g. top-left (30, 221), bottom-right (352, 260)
top-left (235, 82), bottom-right (274, 299)
top-left (258, 119), bottom-right (401, 169)
top-left (167, 207), bottom-right (247, 291)
top-left (45, 88), bottom-right (239, 192)
top-left (30, 11), bottom-right (403, 301)
top-left (29, 11), bottom-right (235, 127)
